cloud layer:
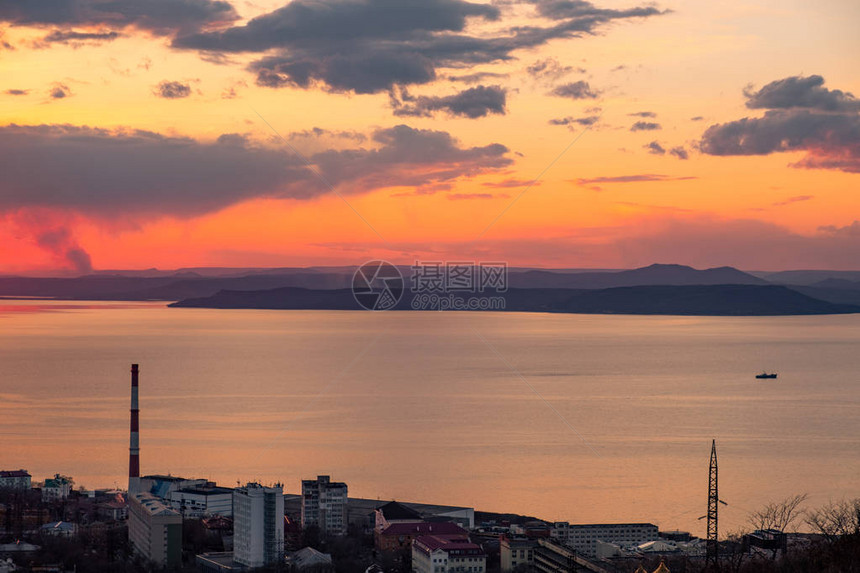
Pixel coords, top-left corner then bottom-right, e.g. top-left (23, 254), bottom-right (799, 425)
top-left (172, 0), bottom-right (663, 94)
top-left (700, 75), bottom-right (860, 173)
top-left (0, 123), bottom-right (512, 218)
top-left (391, 85), bottom-right (507, 118)
top-left (0, 0), bottom-right (238, 36)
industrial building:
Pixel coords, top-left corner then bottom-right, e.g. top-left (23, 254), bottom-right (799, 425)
top-left (169, 485), bottom-right (234, 518)
top-left (233, 482), bottom-right (285, 568)
top-left (128, 492), bottom-right (183, 568)
top-left (558, 523), bottom-right (659, 558)
top-left (301, 475), bottom-right (348, 536)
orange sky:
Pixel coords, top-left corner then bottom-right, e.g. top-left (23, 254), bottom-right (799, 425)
top-left (1, 0), bottom-right (859, 273)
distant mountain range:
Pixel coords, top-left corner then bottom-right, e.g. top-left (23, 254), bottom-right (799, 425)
top-left (3, 264), bottom-right (860, 316)
top-left (170, 284), bottom-right (858, 316)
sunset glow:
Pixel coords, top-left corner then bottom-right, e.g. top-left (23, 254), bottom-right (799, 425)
top-left (1, 0), bottom-right (859, 273)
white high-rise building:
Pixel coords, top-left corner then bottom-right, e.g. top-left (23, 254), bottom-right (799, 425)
top-left (301, 475), bottom-right (348, 536)
top-left (233, 483), bottom-right (285, 568)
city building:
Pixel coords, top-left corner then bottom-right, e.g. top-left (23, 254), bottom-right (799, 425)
top-left (564, 523), bottom-right (659, 558)
top-left (374, 500), bottom-right (423, 534)
top-left (40, 521), bottom-right (77, 537)
top-left (550, 522), bottom-right (569, 544)
top-left (377, 521), bottom-right (467, 552)
top-left (41, 474), bottom-right (72, 502)
top-left (169, 485), bottom-right (234, 518)
top-left (233, 483), bottom-right (284, 568)
top-left (532, 539), bottom-right (609, 573)
top-left (500, 535), bottom-right (537, 573)
top-left (291, 547), bottom-right (334, 572)
top-left (0, 470), bottom-right (31, 490)
top-left (301, 475), bottom-right (348, 536)
top-left (412, 535), bottom-right (486, 573)
top-left (139, 475), bottom-right (209, 499)
top-left (128, 492), bottom-right (183, 569)
top-left (196, 552), bottom-right (245, 572)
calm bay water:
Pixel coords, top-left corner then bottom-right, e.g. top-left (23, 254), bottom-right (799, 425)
top-left (1, 300), bottom-right (858, 534)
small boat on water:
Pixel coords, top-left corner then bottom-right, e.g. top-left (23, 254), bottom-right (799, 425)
top-left (756, 372), bottom-right (778, 379)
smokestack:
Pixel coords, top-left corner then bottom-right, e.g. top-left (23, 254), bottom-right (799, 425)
top-left (129, 363), bottom-right (141, 496)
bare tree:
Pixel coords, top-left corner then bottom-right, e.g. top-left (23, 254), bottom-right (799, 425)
top-left (805, 498), bottom-right (860, 543)
top-left (747, 493), bottom-right (808, 532)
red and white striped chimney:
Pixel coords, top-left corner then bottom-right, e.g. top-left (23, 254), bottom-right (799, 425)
top-left (129, 363), bottom-right (141, 495)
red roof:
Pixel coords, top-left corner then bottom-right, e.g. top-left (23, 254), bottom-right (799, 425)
top-left (381, 522), bottom-right (466, 537)
top-left (414, 535), bottom-right (485, 555)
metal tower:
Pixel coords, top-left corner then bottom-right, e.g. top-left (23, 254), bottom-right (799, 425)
top-left (706, 439), bottom-right (719, 569)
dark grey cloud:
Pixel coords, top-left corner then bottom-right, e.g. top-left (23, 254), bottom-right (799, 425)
top-left (447, 71), bottom-right (510, 84)
top-left (549, 115), bottom-right (599, 127)
top-left (699, 109), bottom-right (860, 173)
top-left (154, 80), bottom-right (192, 99)
top-left (0, 0), bottom-right (238, 36)
top-left (42, 29), bottom-right (121, 44)
top-left (481, 178), bottom-right (539, 188)
top-left (629, 111), bottom-right (656, 118)
top-left (744, 75), bottom-right (860, 112)
top-left (391, 85), bottom-right (507, 118)
top-left (5, 89), bottom-right (29, 96)
top-left (529, 0), bottom-right (665, 21)
top-left (819, 220), bottom-right (860, 237)
top-left (644, 141), bottom-right (665, 155)
top-left (576, 174), bottom-right (696, 185)
top-left (669, 146), bottom-right (688, 160)
top-left (0, 123), bottom-right (512, 217)
top-left (690, 116), bottom-right (704, 121)
top-left (288, 127), bottom-right (367, 144)
top-left (630, 121), bottom-right (660, 131)
top-left (549, 80), bottom-right (599, 99)
top-left (526, 57), bottom-right (581, 82)
top-left (49, 83), bottom-right (72, 99)
top-left (447, 192), bottom-right (502, 200)
top-left (173, 0), bottom-right (664, 94)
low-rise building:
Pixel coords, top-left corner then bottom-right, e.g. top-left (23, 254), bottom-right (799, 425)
top-left (170, 485), bottom-right (233, 518)
top-left (378, 522), bottom-right (468, 552)
top-left (0, 470), bottom-right (31, 490)
top-left (128, 492), bottom-right (183, 568)
top-left (374, 501), bottom-right (423, 534)
top-left (291, 546), bottom-right (334, 572)
top-left (412, 535), bottom-right (486, 573)
top-left (41, 475), bottom-right (72, 502)
top-left (97, 499), bottom-right (129, 521)
top-left (533, 539), bottom-right (609, 573)
top-left (40, 521), bottom-right (77, 537)
top-left (565, 523), bottom-right (658, 558)
top-left (500, 535), bottom-right (537, 573)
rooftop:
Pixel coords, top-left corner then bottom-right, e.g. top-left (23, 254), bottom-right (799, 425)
top-left (177, 486), bottom-right (234, 496)
top-left (414, 535), bottom-right (484, 554)
top-left (0, 470), bottom-right (30, 478)
top-left (131, 493), bottom-right (181, 517)
top-left (381, 522), bottom-right (467, 537)
top-left (377, 501), bottom-right (422, 521)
